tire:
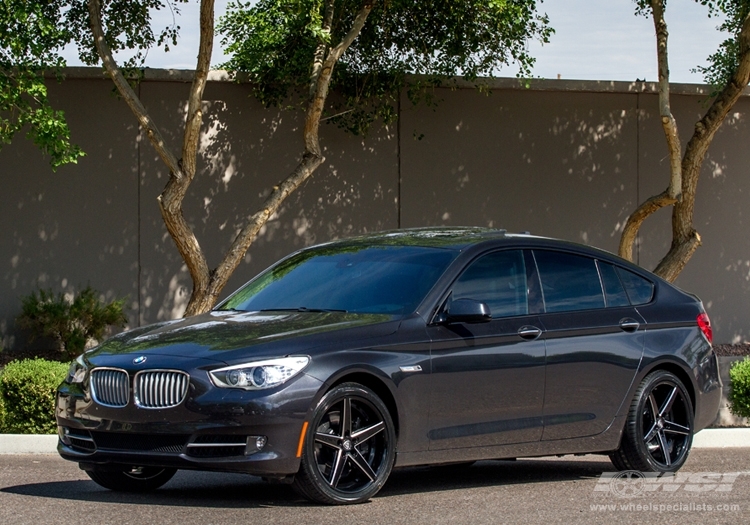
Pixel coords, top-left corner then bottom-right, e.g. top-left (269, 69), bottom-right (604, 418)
top-left (293, 383), bottom-right (396, 505)
top-left (86, 466), bottom-right (177, 492)
top-left (610, 370), bottom-right (694, 472)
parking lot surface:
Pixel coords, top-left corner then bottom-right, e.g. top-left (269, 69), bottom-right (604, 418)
top-left (1, 449), bottom-right (748, 525)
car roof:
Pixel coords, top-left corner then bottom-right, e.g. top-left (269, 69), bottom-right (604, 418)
top-left (313, 227), bottom-right (648, 275)
top-left (316, 227), bottom-right (518, 250)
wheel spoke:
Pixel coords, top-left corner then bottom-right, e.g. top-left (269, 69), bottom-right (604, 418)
top-left (657, 430), bottom-right (671, 466)
top-left (643, 422), bottom-right (659, 443)
top-left (352, 421), bottom-right (384, 443)
top-left (341, 397), bottom-right (352, 437)
top-left (658, 386), bottom-right (678, 417)
top-left (328, 449), bottom-right (346, 488)
top-left (314, 432), bottom-right (341, 449)
top-left (663, 420), bottom-right (691, 436)
top-left (648, 393), bottom-right (659, 419)
top-left (349, 449), bottom-right (377, 482)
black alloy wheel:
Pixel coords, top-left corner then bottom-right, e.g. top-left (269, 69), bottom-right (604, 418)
top-left (293, 383), bottom-right (396, 505)
top-left (86, 466), bottom-right (177, 492)
top-left (610, 370), bottom-right (694, 472)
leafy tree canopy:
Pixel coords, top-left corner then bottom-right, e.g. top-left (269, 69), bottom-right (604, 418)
top-left (1, 0), bottom-right (187, 169)
top-left (634, 0), bottom-right (750, 90)
top-left (693, 0), bottom-right (750, 89)
top-left (1, 0), bottom-right (81, 169)
top-left (218, 0), bottom-right (553, 134)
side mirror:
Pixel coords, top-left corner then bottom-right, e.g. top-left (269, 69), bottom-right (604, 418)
top-left (446, 299), bottom-right (492, 324)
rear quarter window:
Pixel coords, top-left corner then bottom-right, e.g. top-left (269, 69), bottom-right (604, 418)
top-left (598, 261), bottom-right (630, 308)
top-left (615, 266), bottom-right (654, 305)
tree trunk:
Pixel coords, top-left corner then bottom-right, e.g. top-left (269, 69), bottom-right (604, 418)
top-left (619, 4), bottom-right (750, 283)
top-left (183, 0), bottom-right (374, 316)
top-left (88, 0), bottom-right (215, 314)
top-left (618, 0), bottom-right (680, 263)
top-left (652, 10), bottom-right (750, 281)
top-left (89, 0), bottom-right (373, 317)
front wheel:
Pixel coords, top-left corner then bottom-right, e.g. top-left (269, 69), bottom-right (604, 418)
top-left (293, 383), bottom-right (396, 505)
top-left (610, 370), bottom-right (694, 472)
top-left (86, 466), bottom-right (177, 492)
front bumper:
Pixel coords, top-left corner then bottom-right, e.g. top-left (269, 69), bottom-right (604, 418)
top-left (56, 372), bottom-right (324, 477)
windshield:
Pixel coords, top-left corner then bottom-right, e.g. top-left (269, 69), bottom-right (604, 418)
top-left (219, 244), bottom-right (457, 315)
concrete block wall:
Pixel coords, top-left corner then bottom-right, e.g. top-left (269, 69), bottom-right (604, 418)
top-left (1, 70), bottom-right (748, 349)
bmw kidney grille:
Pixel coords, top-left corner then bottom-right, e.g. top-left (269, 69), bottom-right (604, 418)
top-left (90, 368), bottom-right (189, 409)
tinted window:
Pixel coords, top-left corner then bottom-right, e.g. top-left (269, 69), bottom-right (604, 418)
top-left (534, 250), bottom-right (605, 313)
top-left (452, 250), bottom-right (528, 318)
top-left (616, 267), bottom-right (654, 305)
top-left (220, 245), bottom-right (457, 315)
top-left (598, 262), bottom-right (630, 307)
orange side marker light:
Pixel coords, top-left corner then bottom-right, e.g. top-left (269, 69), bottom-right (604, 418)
top-left (296, 421), bottom-right (309, 458)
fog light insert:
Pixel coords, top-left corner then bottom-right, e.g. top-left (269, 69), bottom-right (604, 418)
top-left (245, 435), bottom-right (267, 455)
top-left (59, 426), bottom-right (71, 446)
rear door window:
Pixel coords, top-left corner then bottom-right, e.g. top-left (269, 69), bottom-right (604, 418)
top-left (533, 250), bottom-right (605, 313)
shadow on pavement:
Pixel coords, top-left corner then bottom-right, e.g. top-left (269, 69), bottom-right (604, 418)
top-left (1, 456), bottom-right (614, 507)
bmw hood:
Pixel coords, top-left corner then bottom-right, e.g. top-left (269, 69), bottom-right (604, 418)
top-left (85, 310), bottom-right (399, 364)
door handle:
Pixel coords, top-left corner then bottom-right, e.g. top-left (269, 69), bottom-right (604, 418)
top-left (518, 326), bottom-right (542, 340)
top-left (619, 319), bottom-right (640, 333)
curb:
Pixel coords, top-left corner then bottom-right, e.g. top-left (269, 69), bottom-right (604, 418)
top-left (0, 434), bottom-right (58, 454)
top-left (0, 428), bottom-right (747, 455)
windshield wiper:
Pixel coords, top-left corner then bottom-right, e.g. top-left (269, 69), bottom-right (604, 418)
top-left (259, 307), bottom-right (348, 313)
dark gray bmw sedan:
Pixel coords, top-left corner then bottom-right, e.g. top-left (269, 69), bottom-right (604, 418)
top-left (56, 228), bottom-right (721, 504)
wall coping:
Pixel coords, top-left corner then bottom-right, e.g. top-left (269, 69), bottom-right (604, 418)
top-left (52, 67), bottom-right (750, 97)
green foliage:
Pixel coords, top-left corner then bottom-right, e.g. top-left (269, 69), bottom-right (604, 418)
top-left (0, 377), bottom-right (5, 432)
top-left (1, 1), bottom-right (188, 168)
top-left (219, 0), bottom-right (553, 135)
top-left (17, 286), bottom-right (127, 362)
top-left (693, 0), bottom-right (750, 91)
top-left (0, 0), bottom-right (83, 168)
top-left (634, 0), bottom-right (750, 92)
top-left (0, 358), bottom-right (68, 434)
top-left (729, 356), bottom-right (750, 419)
top-left (63, 0), bottom-right (190, 69)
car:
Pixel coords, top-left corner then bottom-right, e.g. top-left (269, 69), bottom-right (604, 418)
top-left (56, 227), bottom-right (721, 504)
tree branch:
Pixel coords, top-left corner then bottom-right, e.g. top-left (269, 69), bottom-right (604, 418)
top-left (309, 0), bottom-right (336, 99)
top-left (86, 0), bottom-right (181, 179)
top-left (305, 1), bottom-right (374, 156)
top-left (618, 188), bottom-right (676, 261)
top-left (193, 1), bottom-right (375, 314)
top-left (180, 0), bottom-right (215, 185)
top-left (651, 10), bottom-right (750, 281)
top-left (672, 10), bottom-right (750, 241)
top-left (649, 0), bottom-right (682, 201)
top-left (88, 0), bottom-right (212, 315)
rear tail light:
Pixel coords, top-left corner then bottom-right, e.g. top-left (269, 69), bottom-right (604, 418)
top-left (697, 312), bottom-right (713, 344)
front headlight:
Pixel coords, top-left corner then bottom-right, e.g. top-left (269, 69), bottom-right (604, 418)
top-left (66, 355), bottom-right (88, 384)
top-left (209, 356), bottom-right (310, 390)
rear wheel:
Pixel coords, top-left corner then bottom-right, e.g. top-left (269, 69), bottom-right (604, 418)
top-left (86, 466), bottom-right (177, 492)
top-left (293, 383), bottom-right (396, 505)
top-left (610, 370), bottom-right (694, 472)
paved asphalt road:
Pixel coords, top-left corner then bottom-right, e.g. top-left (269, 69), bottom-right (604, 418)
top-left (1, 450), bottom-right (748, 525)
